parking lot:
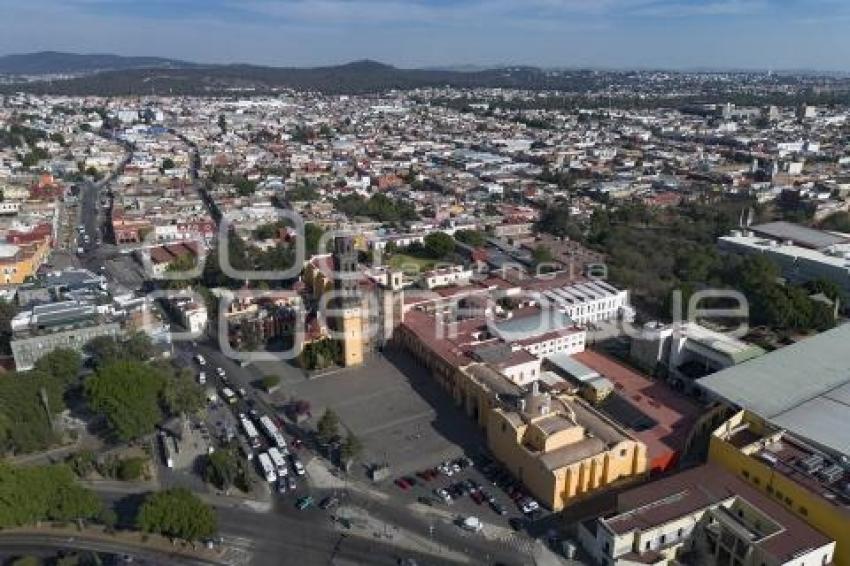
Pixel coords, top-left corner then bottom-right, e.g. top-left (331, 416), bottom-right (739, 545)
top-left (386, 453), bottom-right (551, 535)
top-left (274, 351), bottom-right (482, 478)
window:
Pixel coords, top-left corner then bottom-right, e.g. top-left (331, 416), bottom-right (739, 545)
top-left (800, 506), bottom-right (808, 516)
top-left (766, 486), bottom-right (773, 495)
top-left (645, 541), bottom-right (651, 551)
top-left (742, 470), bottom-right (750, 479)
top-left (784, 496), bottom-right (791, 505)
top-left (753, 477), bottom-right (760, 485)
top-left (660, 534), bottom-right (666, 545)
top-left (677, 528), bottom-right (683, 539)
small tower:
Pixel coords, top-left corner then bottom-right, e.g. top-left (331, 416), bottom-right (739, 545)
top-left (332, 235), bottom-right (364, 367)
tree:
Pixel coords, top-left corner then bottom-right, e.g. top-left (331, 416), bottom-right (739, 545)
top-left (819, 211), bottom-right (850, 233)
top-left (0, 463), bottom-right (101, 528)
top-left (261, 375), bottom-right (280, 392)
top-left (85, 361), bottom-right (166, 442)
top-left (316, 408), bottom-right (339, 445)
top-left (0, 299), bottom-right (16, 354)
top-left (339, 432), bottom-right (363, 463)
top-left (203, 449), bottom-right (238, 490)
top-left (85, 333), bottom-right (156, 367)
top-left (98, 507), bottom-right (118, 531)
top-left (531, 245), bottom-right (554, 266)
top-left (161, 369), bottom-right (204, 416)
top-left (217, 114), bottom-right (227, 134)
top-left (33, 349), bottom-right (82, 387)
top-left (234, 177), bottom-right (257, 197)
top-left (423, 232), bottom-right (455, 259)
top-left (116, 457), bottom-right (147, 481)
top-left (537, 203), bottom-right (581, 240)
top-left (161, 158), bottom-right (176, 171)
top-left (83, 336), bottom-right (122, 367)
top-left (300, 338), bottom-right (340, 370)
top-left (454, 229), bottom-right (486, 247)
top-left (136, 488), bottom-right (216, 541)
top-left (125, 332), bottom-right (156, 362)
top-left (304, 223), bottom-right (325, 255)
top-left (0, 370), bottom-right (66, 455)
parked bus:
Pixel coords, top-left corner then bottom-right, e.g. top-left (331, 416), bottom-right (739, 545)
top-left (270, 430), bottom-right (287, 450)
top-left (239, 415), bottom-right (261, 449)
top-left (268, 447), bottom-right (288, 477)
top-left (257, 452), bottom-right (276, 483)
top-left (258, 415), bottom-right (286, 449)
top-left (221, 387), bottom-right (237, 405)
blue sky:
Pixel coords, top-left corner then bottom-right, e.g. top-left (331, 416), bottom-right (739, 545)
top-left (0, 0), bottom-right (848, 70)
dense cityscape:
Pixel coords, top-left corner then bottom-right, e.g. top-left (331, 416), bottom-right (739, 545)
top-left (0, 47), bottom-right (848, 566)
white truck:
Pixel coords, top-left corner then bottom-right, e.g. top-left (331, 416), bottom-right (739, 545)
top-left (268, 447), bottom-right (289, 477)
top-left (239, 415), bottom-right (261, 449)
top-left (257, 452), bottom-right (277, 483)
top-left (258, 415), bottom-right (286, 449)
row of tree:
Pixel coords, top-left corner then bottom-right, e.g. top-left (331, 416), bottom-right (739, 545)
top-left (334, 193), bottom-right (418, 223)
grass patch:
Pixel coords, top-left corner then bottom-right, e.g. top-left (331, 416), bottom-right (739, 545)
top-left (388, 253), bottom-right (436, 275)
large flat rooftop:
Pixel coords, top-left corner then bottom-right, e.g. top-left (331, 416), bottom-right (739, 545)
top-left (574, 349), bottom-right (702, 471)
top-left (698, 324), bottom-right (850, 458)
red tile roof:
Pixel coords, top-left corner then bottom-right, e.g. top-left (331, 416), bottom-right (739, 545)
top-left (574, 349), bottom-right (701, 472)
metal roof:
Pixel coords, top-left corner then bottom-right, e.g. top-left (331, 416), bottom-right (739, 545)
top-left (751, 221), bottom-right (850, 250)
top-left (698, 324), bottom-right (850, 457)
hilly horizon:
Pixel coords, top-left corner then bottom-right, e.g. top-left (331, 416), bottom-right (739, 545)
top-left (0, 50), bottom-right (198, 75)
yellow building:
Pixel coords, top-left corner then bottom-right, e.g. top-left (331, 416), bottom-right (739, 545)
top-left (710, 411), bottom-right (850, 566)
top-left (395, 312), bottom-right (648, 511)
top-left (0, 237), bottom-right (51, 285)
top-left (339, 306), bottom-right (364, 367)
top-left (486, 379), bottom-right (647, 511)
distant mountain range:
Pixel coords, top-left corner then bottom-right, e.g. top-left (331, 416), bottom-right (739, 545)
top-left (0, 52), bottom-right (617, 95)
top-left (0, 51), bottom-right (193, 75)
top-left (0, 51), bottom-right (842, 97)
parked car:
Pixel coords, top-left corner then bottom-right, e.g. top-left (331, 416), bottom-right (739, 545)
top-left (287, 476), bottom-right (296, 491)
top-left (480, 489), bottom-right (496, 504)
top-left (519, 498), bottom-right (540, 515)
top-left (416, 496), bottom-right (434, 506)
top-left (395, 478), bottom-right (411, 490)
top-left (319, 496), bottom-right (339, 510)
top-left (490, 501), bottom-right (507, 516)
top-left (434, 488), bottom-right (452, 504)
top-left (460, 516), bottom-right (483, 533)
top-left (403, 476), bottom-right (418, 487)
top-left (470, 490), bottom-right (485, 505)
top-left (296, 496), bottom-right (314, 510)
top-left (277, 479), bottom-right (287, 494)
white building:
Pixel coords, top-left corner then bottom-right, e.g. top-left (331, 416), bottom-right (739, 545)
top-left (540, 280), bottom-right (631, 325)
top-left (420, 265), bottom-right (473, 290)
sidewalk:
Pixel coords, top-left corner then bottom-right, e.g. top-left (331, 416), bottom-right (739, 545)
top-left (334, 505), bottom-right (470, 563)
top-left (0, 524), bottom-right (222, 563)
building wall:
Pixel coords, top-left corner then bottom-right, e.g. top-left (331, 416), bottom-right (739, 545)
top-left (709, 413), bottom-right (850, 566)
top-left (485, 403), bottom-right (645, 511)
top-left (341, 308), bottom-right (364, 367)
top-left (0, 237), bottom-right (51, 285)
top-left (11, 322), bottom-right (122, 371)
